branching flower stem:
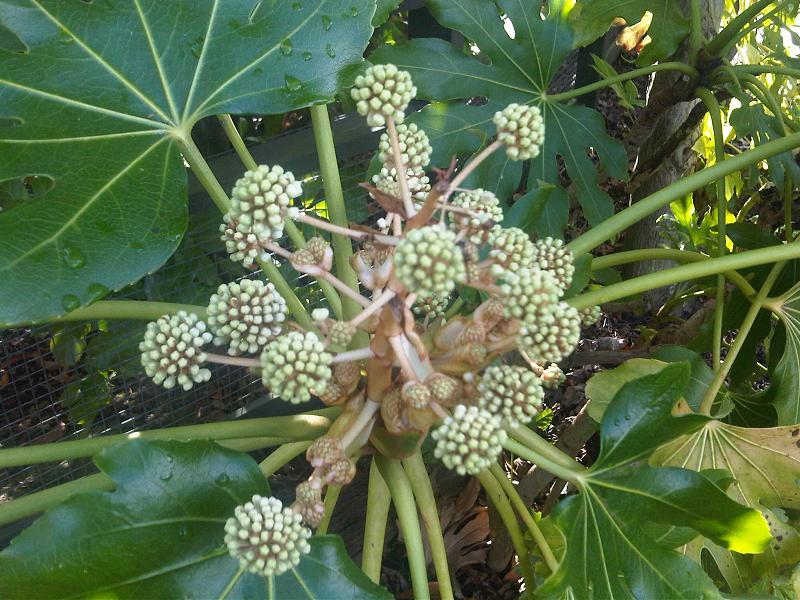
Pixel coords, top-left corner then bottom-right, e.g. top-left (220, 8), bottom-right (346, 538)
top-left (292, 210), bottom-right (399, 245)
top-left (348, 290), bottom-right (397, 329)
top-left (295, 264), bottom-right (371, 308)
top-left (489, 463), bottom-right (558, 574)
top-left (445, 140), bottom-right (504, 200)
top-left (385, 116), bottom-right (416, 218)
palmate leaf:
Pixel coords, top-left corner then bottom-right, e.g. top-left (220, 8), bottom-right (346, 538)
top-left (0, 440), bottom-right (391, 599)
top-left (0, 0), bottom-right (375, 326)
top-left (540, 364), bottom-right (770, 599)
top-left (371, 0), bottom-right (628, 231)
top-left (769, 282), bottom-right (800, 424)
top-left (569, 0), bottom-right (690, 65)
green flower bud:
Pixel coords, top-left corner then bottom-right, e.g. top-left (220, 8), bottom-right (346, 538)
top-left (378, 123), bottom-right (431, 169)
top-left (579, 305), bottom-right (602, 327)
top-left (432, 405), bottom-right (506, 475)
top-left (498, 267), bottom-right (561, 323)
top-left (540, 363), bottom-right (566, 389)
top-left (519, 302), bottom-right (581, 364)
top-left (489, 227), bottom-right (536, 272)
top-left (372, 165), bottom-right (430, 201)
top-left (451, 189), bottom-right (504, 241)
top-left (260, 331), bottom-right (332, 404)
top-left (351, 64), bottom-right (416, 127)
top-left (139, 311), bottom-right (212, 391)
top-left (493, 103), bottom-right (545, 161)
top-left (393, 225), bottom-right (466, 297)
top-left (531, 237), bottom-right (574, 292)
top-left (294, 481), bottom-right (325, 527)
top-left (478, 365), bottom-right (544, 427)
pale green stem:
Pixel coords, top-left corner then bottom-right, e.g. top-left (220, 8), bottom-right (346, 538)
top-left (375, 455), bottom-right (431, 600)
top-left (217, 114), bottom-right (258, 170)
top-left (591, 249), bottom-right (757, 298)
top-left (0, 411), bottom-right (336, 468)
top-left (178, 134), bottom-right (231, 213)
top-left (569, 241), bottom-right (800, 310)
top-left (309, 104), bottom-right (362, 323)
top-left (696, 87), bottom-right (727, 370)
top-left (699, 260), bottom-right (785, 413)
top-left (785, 176), bottom-right (794, 242)
top-left (489, 464), bottom-right (558, 574)
top-left (567, 131), bottom-right (800, 255)
top-left (503, 438), bottom-right (584, 487)
top-left (403, 452), bottom-right (455, 600)
top-left (258, 256), bottom-right (315, 329)
top-left (362, 458), bottom-right (391, 584)
top-left (259, 440), bottom-right (313, 478)
top-left (725, 64), bottom-right (800, 80)
top-left (476, 470), bottom-right (537, 591)
top-left (688, 0), bottom-right (704, 62)
top-left (705, 0), bottom-right (774, 56)
top-left (506, 428), bottom-right (585, 479)
top-left (444, 297), bottom-right (465, 320)
top-left (216, 113), bottom-right (344, 318)
top-left (315, 485), bottom-right (341, 535)
top-left (738, 76), bottom-right (789, 132)
top-left (0, 437), bottom-right (286, 526)
top-left (547, 63), bottom-right (698, 103)
top-left (31, 300), bottom-right (207, 326)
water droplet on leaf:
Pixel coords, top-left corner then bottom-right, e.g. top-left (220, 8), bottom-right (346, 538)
top-left (190, 37), bottom-right (204, 58)
top-left (62, 245), bottom-right (86, 269)
top-left (349, 6), bottom-right (359, 16)
top-left (61, 295), bottom-right (81, 312)
top-left (215, 473), bottom-right (230, 485)
top-left (291, 1), bottom-right (302, 9)
top-left (284, 75), bottom-right (302, 92)
top-left (302, 51), bottom-right (312, 61)
top-left (279, 38), bottom-right (293, 56)
top-left (321, 15), bottom-right (332, 30)
top-left (325, 44), bottom-right (335, 58)
top-left (87, 283), bottom-right (109, 300)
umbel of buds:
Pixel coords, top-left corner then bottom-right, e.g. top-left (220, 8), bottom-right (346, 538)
top-left (478, 365), bottom-right (544, 427)
top-left (351, 63), bottom-right (416, 127)
top-left (139, 311), bottom-right (212, 391)
top-left (378, 123), bottom-right (431, 169)
top-left (224, 495), bottom-right (311, 576)
top-left (493, 103), bottom-right (545, 161)
top-left (260, 331), bottom-right (332, 404)
top-left (207, 279), bottom-right (287, 356)
top-left (531, 237), bottom-right (575, 292)
top-left (393, 225), bottom-right (466, 297)
top-left (433, 405), bottom-right (507, 475)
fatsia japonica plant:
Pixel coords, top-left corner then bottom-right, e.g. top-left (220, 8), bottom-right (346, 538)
top-left (1, 0), bottom-right (800, 598)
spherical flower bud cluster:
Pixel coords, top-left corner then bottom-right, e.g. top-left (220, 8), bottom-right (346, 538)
top-left (493, 103), bottom-right (545, 161)
top-left (351, 64), bottom-right (416, 127)
top-left (519, 302), bottom-right (581, 364)
top-left (306, 436), bottom-right (343, 468)
top-left (206, 279), bottom-right (287, 356)
top-left (224, 495), bottom-right (311, 576)
top-left (531, 237), bottom-right (574, 292)
top-left (478, 365), bottom-right (544, 427)
top-left (328, 321), bottom-right (356, 347)
top-left (498, 267), bottom-right (561, 323)
top-left (260, 331), bottom-right (332, 404)
top-left (402, 381), bottom-right (431, 410)
top-left (489, 227), bottom-right (536, 272)
top-left (139, 311), bottom-right (212, 391)
top-left (427, 373), bottom-right (459, 405)
top-left (412, 292), bottom-right (450, 320)
top-left (372, 166), bottom-right (430, 201)
top-left (378, 123), bottom-right (431, 169)
top-left (451, 189), bottom-right (504, 240)
top-left (393, 225), bottom-right (465, 297)
top-left (294, 481), bottom-right (325, 527)
top-left (220, 214), bottom-right (264, 268)
top-left (292, 237), bottom-right (332, 269)
top-left (433, 405), bottom-right (507, 475)
top-left (540, 363), bottom-right (566, 389)
top-left (579, 305), bottom-right (602, 327)
top-left (327, 457), bottom-right (357, 486)
top-left (227, 165), bottom-right (302, 245)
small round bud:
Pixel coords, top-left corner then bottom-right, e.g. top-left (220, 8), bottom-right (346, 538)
top-left (489, 227), bottom-right (536, 272)
top-left (451, 189), bottom-right (503, 241)
top-left (292, 236), bottom-right (332, 269)
top-left (260, 331), bottom-right (332, 404)
top-left (372, 166), bottom-right (430, 202)
top-left (139, 311), bottom-right (212, 391)
top-left (351, 64), bottom-right (416, 127)
top-left (531, 237), bottom-right (574, 292)
top-left (224, 495), bottom-right (311, 576)
top-left (413, 292), bottom-right (451, 320)
top-left (478, 365), bottom-right (544, 427)
top-left (540, 363), bottom-right (566, 389)
top-left (329, 321), bottom-right (356, 347)
top-left (402, 381), bottom-right (431, 410)
top-left (432, 405), bottom-right (506, 475)
top-left (294, 482), bottom-right (325, 527)
top-left (306, 436), bottom-right (343, 467)
top-left (426, 373), bottom-right (459, 405)
top-left (498, 267), bottom-right (561, 323)
top-left (312, 308), bottom-right (330, 323)
top-left (207, 279), bottom-right (287, 356)
top-left (393, 225), bottom-right (466, 297)
top-left (378, 123), bottom-right (431, 169)
top-left (579, 305), bottom-right (602, 327)
top-left (493, 103), bottom-right (545, 161)
top-left (381, 387), bottom-right (405, 433)
top-left (228, 164), bottom-right (302, 243)
top-left (326, 457), bottom-right (356, 486)
top-left (220, 214), bottom-right (265, 268)
top-left (519, 302), bottom-right (581, 364)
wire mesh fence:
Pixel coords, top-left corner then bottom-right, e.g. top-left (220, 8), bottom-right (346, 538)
top-left (0, 126), bottom-right (375, 501)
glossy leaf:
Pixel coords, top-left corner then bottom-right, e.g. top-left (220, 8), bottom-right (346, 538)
top-left (0, 439), bottom-right (390, 599)
top-left (371, 1), bottom-right (627, 229)
top-left (504, 184), bottom-right (569, 239)
top-left (770, 282), bottom-right (800, 424)
top-left (570, 0), bottom-right (690, 64)
top-left (0, 0), bottom-right (375, 325)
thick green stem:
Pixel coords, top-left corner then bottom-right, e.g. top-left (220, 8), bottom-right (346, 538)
top-left (569, 241), bottom-right (800, 310)
top-left (309, 104), bottom-right (362, 323)
top-left (375, 455), bottom-right (431, 600)
top-left (568, 131), bottom-right (800, 255)
top-left (699, 260), bottom-right (785, 413)
top-left (315, 485), bottom-right (341, 535)
top-left (257, 257), bottom-right (315, 329)
top-left (0, 412), bottom-right (335, 468)
top-left (688, 0), bottom-right (704, 62)
top-left (36, 300), bottom-right (207, 325)
top-left (547, 63), bottom-right (698, 103)
top-left (506, 428), bottom-right (585, 480)
top-left (217, 115), bottom-right (258, 170)
top-left (696, 87), bottom-right (727, 370)
top-left (503, 439), bottom-right (583, 486)
top-left (403, 452), bottom-right (454, 600)
top-left (178, 134), bottom-right (231, 213)
top-left (259, 440), bottom-right (312, 479)
top-left (591, 249), bottom-right (757, 298)
top-left (489, 464), bottom-right (558, 574)
top-left (785, 176), bottom-right (794, 242)
top-left (0, 436), bottom-right (285, 526)
top-left (362, 458), bottom-right (391, 584)
top-left (705, 0), bottom-right (774, 56)
top-left (723, 65), bottom-right (800, 80)
top-left (476, 470), bottom-right (537, 591)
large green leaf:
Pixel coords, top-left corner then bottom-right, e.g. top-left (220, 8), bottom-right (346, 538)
top-left (0, 0), bottom-right (375, 325)
top-left (0, 439), bottom-right (390, 599)
top-left (540, 364), bottom-right (770, 599)
top-left (770, 282), bottom-right (800, 424)
top-left (371, 0), bottom-right (627, 229)
top-left (570, 0), bottom-right (690, 65)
